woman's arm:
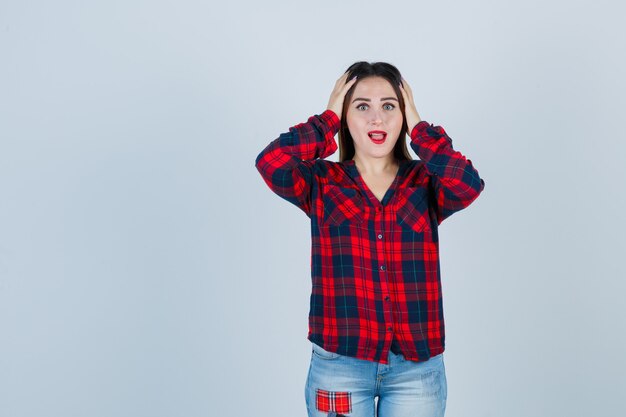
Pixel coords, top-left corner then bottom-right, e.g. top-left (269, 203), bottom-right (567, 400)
top-left (254, 110), bottom-right (340, 215)
top-left (409, 121), bottom-right (485, 223)
top-left (400, 78), bottom-right (485, 224)
top-left (254, 72), bottom-right (357, 215)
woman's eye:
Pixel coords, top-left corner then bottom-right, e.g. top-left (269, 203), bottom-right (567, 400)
top-left (383, 103), bottom-right (395, 110)
top-left (357, 104), bottom-right (368, 111)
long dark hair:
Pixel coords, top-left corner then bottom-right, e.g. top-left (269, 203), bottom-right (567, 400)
top-left (339, 61), bottom-right (412, 162)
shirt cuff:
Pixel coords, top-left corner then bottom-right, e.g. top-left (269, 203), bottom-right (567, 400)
top-left (319, 109), bottom-right (341, 135)
top-left (409, 120), bottom-right (431, 140)
top-left (410, 120), bottom-right (453, 150)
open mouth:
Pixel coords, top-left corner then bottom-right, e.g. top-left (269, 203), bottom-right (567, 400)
top-left (368, 131), bottom-right (387, 144)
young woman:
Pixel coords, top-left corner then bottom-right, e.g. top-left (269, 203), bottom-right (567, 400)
top-left (255, 61), bottom-right (485, 417)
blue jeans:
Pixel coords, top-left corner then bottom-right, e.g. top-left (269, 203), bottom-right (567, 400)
top-left (305, 343), bottom-right (447, 417)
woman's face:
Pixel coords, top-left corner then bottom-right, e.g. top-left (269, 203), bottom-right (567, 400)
top-left (346, 76), bottom-right (403, 161)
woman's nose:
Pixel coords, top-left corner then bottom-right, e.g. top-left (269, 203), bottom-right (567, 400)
top-left (370, 110), bottom-right (383, 124)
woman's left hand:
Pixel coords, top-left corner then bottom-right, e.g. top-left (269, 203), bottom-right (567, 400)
top-left (399, 77), bottom-right (422, 132)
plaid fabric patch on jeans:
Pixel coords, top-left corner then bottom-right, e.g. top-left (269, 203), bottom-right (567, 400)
top-left (316, 388), bottom-right (352, 414)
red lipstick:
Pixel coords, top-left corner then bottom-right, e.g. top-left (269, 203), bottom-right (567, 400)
top-left (368, 130), bottom-right (387, 144)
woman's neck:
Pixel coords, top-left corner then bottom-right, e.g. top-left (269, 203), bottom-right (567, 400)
top-left (352, 155), bottom-right (398, 175)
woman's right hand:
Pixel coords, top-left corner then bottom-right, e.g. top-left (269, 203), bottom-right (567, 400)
top-left (326, 72), bottom-right (358, 119)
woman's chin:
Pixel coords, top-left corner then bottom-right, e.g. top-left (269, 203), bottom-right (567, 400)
top-left (365, 145), bottom-right (396, 158)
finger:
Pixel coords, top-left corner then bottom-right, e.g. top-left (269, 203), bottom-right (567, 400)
top-left (339, 71), bottom-right (351, 82)
top-left (341, 76), bottom-right (357, 93)
top-left (400, 78), bottom-right (413, 100)
top-left (334, 72), bottom-right (347, 86)
top-left (401, 77), bottom-right (412, 94)
top-left (398, 82), bottom-right (408, 98)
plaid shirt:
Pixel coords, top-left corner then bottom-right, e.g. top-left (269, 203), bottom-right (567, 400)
top-left (255, 109), bottom-right (484, 364)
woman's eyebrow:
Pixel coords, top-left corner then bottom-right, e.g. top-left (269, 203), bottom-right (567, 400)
top-left (352, 97), bottom-right (399, 103)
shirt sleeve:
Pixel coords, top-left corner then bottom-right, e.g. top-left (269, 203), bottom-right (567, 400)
top-left (409, 121), bottom-right (485, 224)
top-left (255, 109), bottom-right (340, 216)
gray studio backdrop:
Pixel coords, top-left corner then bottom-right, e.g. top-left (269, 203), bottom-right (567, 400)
top-left (1, 1), bottom-right (625, 416)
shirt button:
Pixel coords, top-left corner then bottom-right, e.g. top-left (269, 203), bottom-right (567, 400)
top-left (377, 234), bottom-right (383, 240)
top-left (387, 326), bottom-right (393, 331)
top-left (380, 265), bottom-right (386, 271)
top-left (384, 296), bottom-right (390, 301)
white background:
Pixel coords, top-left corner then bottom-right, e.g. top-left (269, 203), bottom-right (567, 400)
top-left (1, 1), bottom-right (625, 416)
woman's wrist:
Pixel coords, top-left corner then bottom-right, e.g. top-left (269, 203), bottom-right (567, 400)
top-left (406, 110), bottom-right (422, 133)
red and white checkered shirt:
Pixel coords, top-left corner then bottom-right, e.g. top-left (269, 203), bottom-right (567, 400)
top-left (255, 109), bottom-right (485, 364)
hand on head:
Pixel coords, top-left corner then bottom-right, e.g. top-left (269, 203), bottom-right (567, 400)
top-left (398, 77), bottom-right (422, 132)
top-left (326, 71), bottom-right (358, 119)
top-left (326, 71), bottom-right (421, 132)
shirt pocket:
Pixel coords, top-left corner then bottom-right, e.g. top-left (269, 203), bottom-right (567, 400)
top-left (396, 186), bottom-right (432, 233)
top-left (322, 185), bottom-right (364, 227)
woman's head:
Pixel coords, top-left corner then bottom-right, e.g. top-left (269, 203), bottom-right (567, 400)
top-left (339, 61), bottom-right (412, 162)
